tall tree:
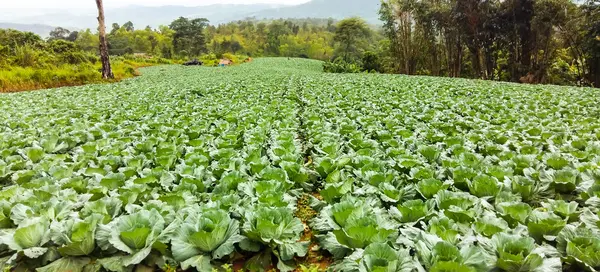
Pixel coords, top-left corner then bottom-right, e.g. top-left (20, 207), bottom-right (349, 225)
top-left (123, 21), bottom-right (135, 32)
top-left (48, 27), bottom-right (71, 41)
top-left (583, 0), bottom-right (600, 86)
top-left (380, 0), bottom-right (402, 73)
top-left (95, 0), bottom-right (114, 79)
top-left (379, 0), bottom-right (423, 75)
top-left (66, 31), bottom-right (79, 42)
top-left (110, 23), bottom-right (120, 35)
top-left (169, 17), bottom-right (209, 57)
top-left (266, 22), bottom-right (291, 55)
top-left (334, 17), bottom-right (371, 62)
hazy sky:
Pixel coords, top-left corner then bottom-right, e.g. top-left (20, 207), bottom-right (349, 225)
top-left (1, 0), bottom-right (310, 10)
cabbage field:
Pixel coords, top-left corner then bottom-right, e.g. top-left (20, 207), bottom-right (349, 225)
top-left (0, 58), bottom-right (600, 272)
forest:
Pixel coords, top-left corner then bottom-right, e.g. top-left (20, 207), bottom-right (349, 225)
top-left (1, 0), bottom-right (599, 91)
top-left (378, 0), bottom-right (600, 86)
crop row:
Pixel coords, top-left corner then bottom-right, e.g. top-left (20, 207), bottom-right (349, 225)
top-left (0, 58), bottom-right (599, 272)
top-left (300, 72), bottom-right (600, 271)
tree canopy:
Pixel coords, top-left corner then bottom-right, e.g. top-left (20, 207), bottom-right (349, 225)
top-left (334, 17), bottom-right (371, 62)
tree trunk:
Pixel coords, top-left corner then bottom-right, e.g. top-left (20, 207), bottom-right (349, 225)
top-left (431, 43), bottom-right (439, 76)
top-left (468, 45), bottom-right (481, 78)
top-left (518, 0), bottom-right (534, 78)
top-left (590, 57), bottom-right (600, 87)
top-left (96, 0), bottom-right (114, 79)
top-left (484, 47), bottom-right (495, 80)
top-left (455, 37), bottom-right (463, 77)
top-left (445, 32), bottom-right (456, 77)
top-left (509, 42), bottom-right (519, 82)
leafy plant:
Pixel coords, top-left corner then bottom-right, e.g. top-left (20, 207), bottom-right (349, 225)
top-left (96, 209), bottom-right (171, 267)
top-left (170, 209), bottom-right (243, 270)
top-left (527, 210), bottom-right (566, 243)
top-left (0, 58), bottom-right (597, 271)
top-left (557, 225), bottom-right (600, 270)
top-left (492, 233), bottom-right (549, 271)
top-left (241, 207), bottom-right (309, 271)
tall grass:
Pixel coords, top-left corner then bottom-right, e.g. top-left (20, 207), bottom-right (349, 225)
top-left (0, 51), bottom-right (252, 92)
top-left (12, 45), bottom-right (38, 67)
top-left (0, 57), bottom-right (176, 93)
top-left (0, 65), bottom-right (102, 92)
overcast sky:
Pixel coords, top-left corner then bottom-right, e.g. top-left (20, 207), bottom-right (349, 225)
top-left (1, 0), bottom-right (310, 10)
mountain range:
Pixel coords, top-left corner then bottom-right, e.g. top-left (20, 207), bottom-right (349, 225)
top-left (0, 23), bottom-right (57, 37)
top-left (0, 0), bottom-right (381, 37)
top-left (247, 0), bottom-right (380, 24)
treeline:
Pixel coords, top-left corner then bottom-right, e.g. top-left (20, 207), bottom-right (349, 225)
top-left (377, 0), bottom-right (600, 86)
top-left (63, 18), bottom-right (338, 61)
top-left (0, 17), bottom-right (342, 91)
top-left (0, 17), bottom-right (345, 91)
top-left (3, 0), bottom-right (600, 88)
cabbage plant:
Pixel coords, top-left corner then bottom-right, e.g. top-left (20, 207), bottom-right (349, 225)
top-left (96, 209), bottom-right (172, 267)
top-left (241, 206), bottom-right (309, 271)
top-left (170, 209), bottom-right (243, 271)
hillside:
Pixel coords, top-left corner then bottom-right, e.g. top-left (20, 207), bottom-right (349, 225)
top-left (1, 0), bottom-right (381, 32)
top-left (244, 0), bottom-right (381, 24)
top-left (4, 4), bottom-right (282, 30)
top-left (104, 4), bottom-right (283, 27)
top-left (0, 23), bottom-right (58, 37)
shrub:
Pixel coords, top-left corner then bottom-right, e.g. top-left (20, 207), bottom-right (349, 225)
top-left (361, 51), bottom-right (382, 73)
top-left (47, 39), bottom-right (78, 54)
top-left (222, 53), bottom-right (239, 64)
top-left (200, 54), bottom-right (219, 67)
top-left (13, 45), bottom-right (38, 67)
top-left (323, 57), bottom-right (362, 73)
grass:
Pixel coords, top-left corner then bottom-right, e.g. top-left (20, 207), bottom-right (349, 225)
top-left (0, 65), bottom-right (100, 92)
top-left (0, 57), bottom-right (175, 93)
top-left (0, 53), bottom-right (254, 93)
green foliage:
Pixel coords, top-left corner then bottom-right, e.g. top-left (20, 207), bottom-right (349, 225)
top-left (378, 0), bottom-right (599, 86)
top-left (170, 17), bottom-right (209, 57)
top-left (206, 18), bottom-right (338, 60)
top-left (333, 17), bottom-right (371, 62)
top-left (0, 29), bottom-right (178, 92)
top-left (323, 58), bottom-right (362, 73)
top-left (0, 58), bottom-right (599, 272)
top-left (361, 51), bottom-right (382, 73)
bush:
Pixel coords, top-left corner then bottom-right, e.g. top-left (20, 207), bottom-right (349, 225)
top-left (12, 45), bottom-right (38, 67)
top-left (0, 65), bottom-right (103, 92)
top-left (323, 57), bottom-right (362, 73)
top-left (0, 29), bottom-right (43, 49)
top-left (47, 39), bottom-right (78, 54)
top-left (61, 51), bottom-right (92, 65)
top-left (200, 54), bottom-right (219, 67)
top-left (222, 53), bottom-right (239, 64)
top-left (361, 51), bottom-right (382, 73)
top-left (87, 55), bottom-right (99, 64)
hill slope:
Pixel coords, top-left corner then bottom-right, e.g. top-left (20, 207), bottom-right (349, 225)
top-left (2, 0), bottom-right (382, 31)
top-left (6, 4), bottom-right (282, 30)
top-left (244, 0), bottom-right (381, 24)
top-left (0, 23), bottom-right (57, 37)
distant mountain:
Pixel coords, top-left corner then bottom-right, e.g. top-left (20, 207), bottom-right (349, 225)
top-left (104, 4), bottom-right (284, 27)
top-left (0, 23), bottom-right (58, 37)
top-left (6, 4), bottom-right (284, 30)
top-left (1, 0), bottom-right (382, 33)
top-left (243, 0), bottom-right (382, 24)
